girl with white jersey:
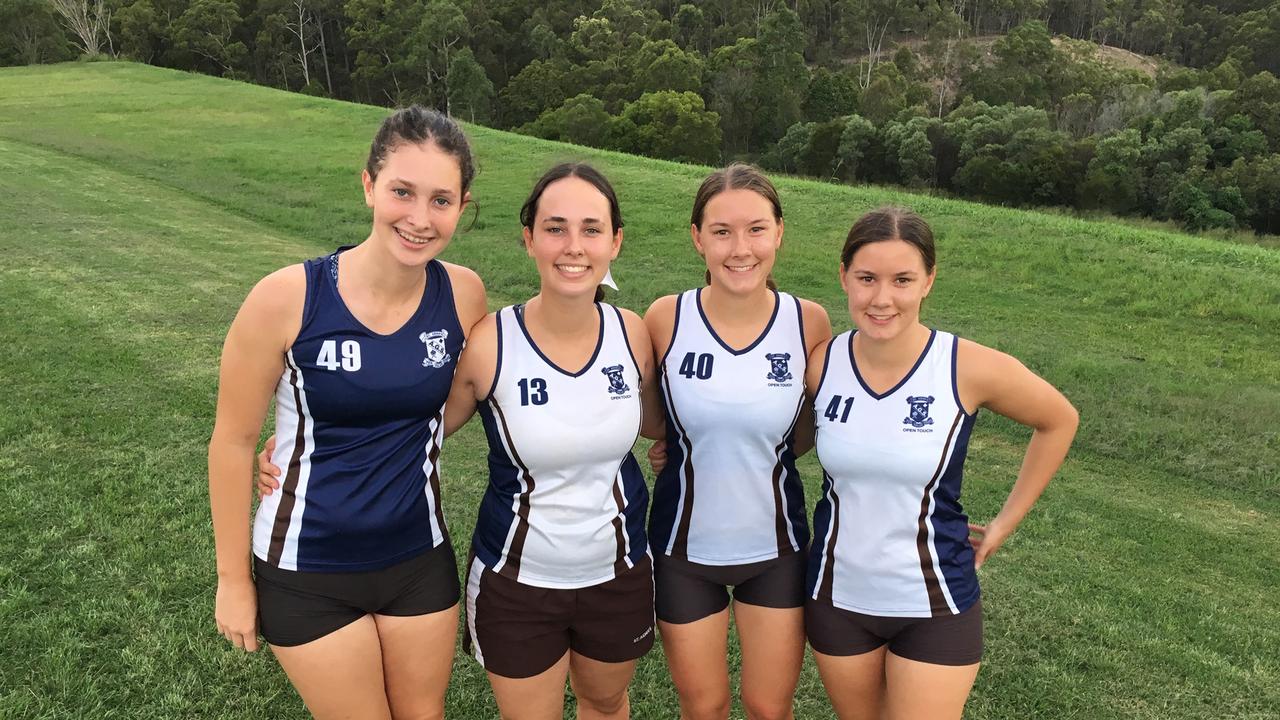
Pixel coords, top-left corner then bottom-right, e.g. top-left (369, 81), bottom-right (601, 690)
top-left (209, 107), bottom-right (487, 719)
top-left (805, 207), bottom-right (1079, 720)
top-left (645, 164), bottom-right (831, 720)
top-left (444, 163), bottom-right (661, 720)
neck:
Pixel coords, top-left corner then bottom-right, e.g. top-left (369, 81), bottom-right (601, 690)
top-left (856, 323), bottom-right (931, 368)
top-left (525, 290), bottom-right (598, 338)
top-left (701, 282), bottom-right (773, 325)
top-left (344, 236), bottom-right (426, 299)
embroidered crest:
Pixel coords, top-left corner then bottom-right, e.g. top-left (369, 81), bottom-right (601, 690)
top-left (602, 364), bottom-right (630, 394)
top-left (419, 329), bottom-right (451, 369)
top-left (903, 395), bottom-right (935, 428)
top-left (765, 352), bottom-right (793, 383)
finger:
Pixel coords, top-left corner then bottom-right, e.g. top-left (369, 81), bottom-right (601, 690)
top-left (967, 522), bottom-right (985, 533)
top-left (266, 436), bottom-right (276, 454)
top-left (244, 633), bottom-right (260, 652)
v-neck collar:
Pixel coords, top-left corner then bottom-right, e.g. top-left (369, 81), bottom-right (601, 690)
top-left (848, 328), bottom-right (937, 400)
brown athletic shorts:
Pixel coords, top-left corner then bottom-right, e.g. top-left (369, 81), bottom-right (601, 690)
top-left (464, 554), bottom-right (655, 679)
top-left (654, 551), bottom-right (806, 624)
top-left (805, 598), bottom-right (983, 666)
top-left (254, 541), bottom-right (460, 647)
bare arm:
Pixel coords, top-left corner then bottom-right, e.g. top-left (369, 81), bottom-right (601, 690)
top-left (208, 266), bottom-right (303, 651)
top-left (443, 312), bottom-right (498, 437)
top-left (640, 297), bottom-right (677, 448)
top-left (957, 339), bottom-right (1079, 568)
top-left (618, 308), bottom-right (662, 440)
top-left (792, 299), bottom-right (833, 457)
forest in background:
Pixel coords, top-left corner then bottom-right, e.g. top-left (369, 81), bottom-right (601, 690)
top-left (6, 0), bottom-right (1280, 235)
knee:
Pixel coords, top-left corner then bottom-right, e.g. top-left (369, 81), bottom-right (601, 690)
top-left (740, 691), bottom-right (793, 720)
top-left (575, 687), bottom-right (628, 716)
top-left (676, 688), bottom-right (729, 720)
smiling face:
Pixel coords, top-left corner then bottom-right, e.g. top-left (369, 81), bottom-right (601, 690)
top-left (522, 175), bottom-right (622, 299)
top-left (840, 239), bottom-right (936, 341)
top-left (692, 188), bottom-right (783, 295)
top-left (361, 141), bottom-right (469, 267)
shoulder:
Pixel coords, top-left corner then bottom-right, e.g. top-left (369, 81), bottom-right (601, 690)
top-left (643, 293), bottom-right (680, 323)
top-left (796, 298), bottom-right (830, 323)
top-left (955, 336), bottom-right (1025, 390)
top-left (439, 261), bottom-right (487, 332)
top-left (242, 263), bottom-right (306, 320)
top-left (615, 306), bottom-right (650, 341)
top-left (796, 297), bottom-right (832, 347)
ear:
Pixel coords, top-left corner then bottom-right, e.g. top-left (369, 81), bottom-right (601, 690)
top-left (460, 190), bottom-right (471, 211)
top-left (838, 261), bottom-right (849, 294)
top-left (523, 226), bottom-right (534, 257)
top-left (690, 224), bottom-right (705, 256)
top-left (610, 228), bottom-right (623, 261)
top-left (362, 169), bottom-right (375, 208)
top-left (921, 267), bottom-right (937, 298)
top-left (774, 218), bottom-right (785, 249)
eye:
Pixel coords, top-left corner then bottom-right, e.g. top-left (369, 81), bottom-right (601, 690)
top-left (713, 229), bottom-right (729, 236)
top-left (433, 196), bottom-right (451, 207)
top-left (895, 277), bottom-right (913, 285)
top-left (751, 226), bottom-right (766, 233)
top-left (392, 188), bottom-right (411, 198)
top-left (544, 225), bottom-right (564, 235)
top-left (856, 275), bottom-right (874, 284)
top-left (584, 227), bottom-right (602, 235)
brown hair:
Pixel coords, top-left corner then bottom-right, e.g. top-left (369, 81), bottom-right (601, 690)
top-left (690, 164), bottom-right (781, 291)
top-left (520, 162), bottom-right (623, 303)
top-left (365, 105), bottom-right (476, 192)
top-left (840, 206), bottom-right (936, 273)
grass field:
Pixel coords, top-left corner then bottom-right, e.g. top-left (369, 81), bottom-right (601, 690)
top-left (0, 62), bottom-right (1277, 719)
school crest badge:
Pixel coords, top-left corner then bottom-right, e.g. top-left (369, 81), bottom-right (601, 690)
top-left (602, 364), bottom-right (630, 394)
top-left (419, 329), bottom-right (451, 369)
top-left (765, 352), bottom-right (793, 382)
top-left (903, 395), bottom-right (935, 428)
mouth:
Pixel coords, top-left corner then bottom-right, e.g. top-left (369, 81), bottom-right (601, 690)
top-left (395, 227), bottom-right (434, 246)
top-left (725, 262), bottom-right (759, 274)
top-left (554, 262), bottom-right (591, 279)
top-left (865, 312), bottom-right (898, 325)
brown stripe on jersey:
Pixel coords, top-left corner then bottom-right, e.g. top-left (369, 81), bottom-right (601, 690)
top-left (426, 410), bottom-right (449, 543)
top-left (662, 373), bottom-right (697, 558)
top-left (818, 473), bottom-right (841, 602)
top-left (268, 362), bottom-right (309, 566)
top-left (770, 395), bottom-right (805, 554)
top-left (489, 399), bottom-right (536, 580)
top-left (915, 410), bottom-right (964, 616)
top-left (611, 478), bottom-right (628, 575)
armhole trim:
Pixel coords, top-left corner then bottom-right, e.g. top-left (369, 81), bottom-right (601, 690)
top-left (658, 292), bottom-right (685, 367)
top-left (950, 333), bottom-right (974, 417)
top-left (793, 294), bottom-right (806, 351)
top-left (613, 305), bottom-right (643, 378)
top-left (484, 308), bottom-right (505, 402)
top-left (813, 334), bottom-right (839, 400)
top-left (432, 260), bottom-right (463, 336)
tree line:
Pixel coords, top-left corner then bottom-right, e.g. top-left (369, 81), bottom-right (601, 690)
top-left (5, 0), bottom-right (1279, 235)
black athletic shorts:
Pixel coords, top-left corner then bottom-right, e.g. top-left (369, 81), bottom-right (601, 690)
top-left (254, 541), bottom-right (460, 647)
top-left (805, 598), bottom-right (983, 666)
top-left (654, 551), bottom-right (806, 624)
top-left (464, 555), bottom-right (655, 679)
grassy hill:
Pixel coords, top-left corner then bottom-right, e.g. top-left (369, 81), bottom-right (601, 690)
top-left (1, 61), bottom-right (1276, 719)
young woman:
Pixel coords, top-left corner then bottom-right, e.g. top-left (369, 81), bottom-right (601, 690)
top-left (804, 207), bottom-right (1079, 720)
top-left (443, 163), bottom-right (661, 720)
top-left (645, 164), bottom-right (831, 720)
top-left (208, 106), bottom-right (487, 720)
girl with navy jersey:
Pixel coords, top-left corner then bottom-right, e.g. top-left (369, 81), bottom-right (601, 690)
top-left (209, 107), bottom-right (487, 719)
top-left (803, 208), bottom-right (1078, 720)
top-left (644, 165), bottom-right (832, 720)
top-left (443, 164), bottom-right (663, 720)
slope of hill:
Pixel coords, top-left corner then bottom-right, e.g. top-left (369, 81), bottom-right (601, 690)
top-left (1, 62), bottom-right (1276, 719)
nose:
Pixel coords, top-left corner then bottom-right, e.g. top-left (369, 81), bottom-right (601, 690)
top-left (729, 231), bottom-right (751, 258)
top-left (405, 197), bottom-right (433, 231)
top-left (564, 227), bottom-right (586, 256)
top-left (870, 281), bottom-right (893, 307)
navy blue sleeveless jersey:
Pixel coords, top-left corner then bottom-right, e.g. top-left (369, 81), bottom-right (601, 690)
top-left (252, 249), bottom-right (464, 572)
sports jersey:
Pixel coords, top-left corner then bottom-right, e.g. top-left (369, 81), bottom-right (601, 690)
top-left (808, 329), bottom-right (980, 617)
top-left (472, 303), bottom-right (649, 589)
top-left (650, 288), bottom-right (809, 565)
top-left (252, 249), bottom-right (462, 572)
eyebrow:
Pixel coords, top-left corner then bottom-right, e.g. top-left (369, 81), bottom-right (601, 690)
top-left (851, 269), bottom-right (918, 276)
top-left (543, 216), bottom-right (605, 224)
top-left (708, 218), bottom-right (771, 227)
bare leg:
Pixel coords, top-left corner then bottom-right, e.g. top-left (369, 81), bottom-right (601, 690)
top-left (374, 604), bottom-right (459, 720)
top-left (812, 646), bottom-right (887, 720)
top-left (569, 651), bottom-right (639, 720)
top-left (734, 601), bottom-right (804, 720)
top-left (658, 611), bottom-right (731, 720)
top-left (487, 651), bottom-right (571, 720)
top-left (883, 651), bottom-right (979, 720)
top-left (270, 615), bottom-right (392, 720)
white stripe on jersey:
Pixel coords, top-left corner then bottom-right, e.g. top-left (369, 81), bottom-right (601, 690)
top-left (252, 349), bottom-right (317, 571)
top-left (419, 410), bottom-right (447, 547)
top-left (659, 370), bottom-right (695, 557)
top-left (465, 557), bottom-right (486, 666)
top-left (488, 399), bottom-right (532, 577)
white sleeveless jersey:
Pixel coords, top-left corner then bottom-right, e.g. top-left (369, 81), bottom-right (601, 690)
top-left (649, 288), bottom-right (809, 565)
top-left (808, 329), bottom-right (980, 617)
top-left (471, 303), bottom-right (650, 589)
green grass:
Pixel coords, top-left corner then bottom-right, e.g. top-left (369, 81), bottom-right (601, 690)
top-left (0, 61), bottom-right (1277, 719)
